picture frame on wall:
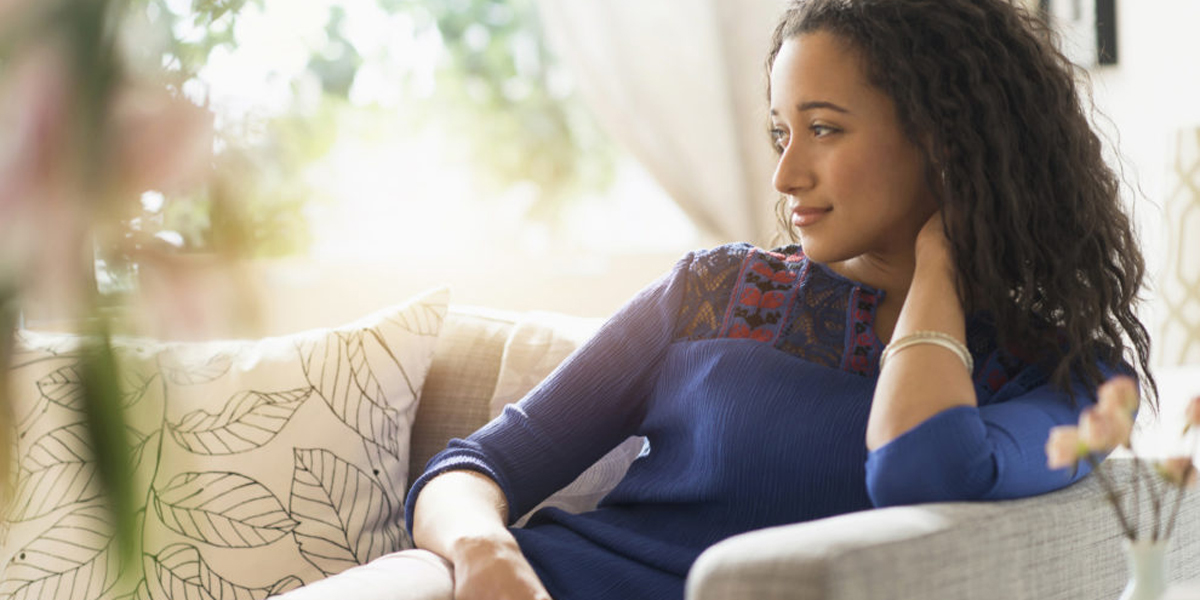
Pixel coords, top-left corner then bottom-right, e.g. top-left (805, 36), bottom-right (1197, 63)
top-left (1027, 0), bottom-right (1118, 67)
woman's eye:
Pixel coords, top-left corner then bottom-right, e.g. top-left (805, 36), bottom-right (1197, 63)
top-left (810, 124), bottom-right (838, 138)
top-left (769, 128), bottom-right (788, 153)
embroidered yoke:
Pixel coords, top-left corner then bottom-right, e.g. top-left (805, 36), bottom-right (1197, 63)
top-left (406, 243), bottom-right (1119, 600)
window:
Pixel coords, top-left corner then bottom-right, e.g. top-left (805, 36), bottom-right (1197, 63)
top-left (139, 0), bottom-right (697, 321)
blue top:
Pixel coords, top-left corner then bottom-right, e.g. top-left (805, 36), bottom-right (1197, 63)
top-left (406, 243), bottom-right (1116, 600)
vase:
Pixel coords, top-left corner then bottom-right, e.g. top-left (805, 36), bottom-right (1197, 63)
top-left (1118, 538), bottom-right (1169, 600)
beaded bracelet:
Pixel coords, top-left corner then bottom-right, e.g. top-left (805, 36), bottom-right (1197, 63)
top-left (880, 330), bottom-right (973, 373)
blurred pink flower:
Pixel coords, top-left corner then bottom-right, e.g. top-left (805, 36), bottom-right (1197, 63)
top-left (1048, 379), bottom-right (1197, 542)
top-left (111, 86), bottom-right (214, 197)
top-left (1185, 396), bottom-right (1200, 433)
top-left (0, 41), bottom-right (92, 317)
top-left (131, 250), bottom-right (264, 341)
top-left (1098, 375), bottom-right (1139, 416)
top-left (1157, 457), bottom-right (1198, 488)
top-left (1079, 406), bottom-right (1132, 452)
top-left (0, 0), bottom-right (30, 30)
top-left (1046, 425), bottom-right (1086, 470)
top-left (0, 42), bottom-right (72, 215)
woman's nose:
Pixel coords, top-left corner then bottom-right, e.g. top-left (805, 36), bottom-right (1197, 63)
top-left (772, 142), bottom-right (815, 196)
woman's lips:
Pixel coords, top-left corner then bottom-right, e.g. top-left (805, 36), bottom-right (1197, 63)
top-left (791, 206), bottom-right (831, 227)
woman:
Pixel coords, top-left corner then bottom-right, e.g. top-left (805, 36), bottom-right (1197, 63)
top-left (282, 1), bottom-right (1154, 599)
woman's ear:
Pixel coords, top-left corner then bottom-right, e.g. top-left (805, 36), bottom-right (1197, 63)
top-left (922, 136), bottom-right (944, 173)
top-left (920, 136), bottom-right (948, 198)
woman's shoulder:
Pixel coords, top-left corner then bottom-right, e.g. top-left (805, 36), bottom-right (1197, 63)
top-left (690, 241), bottom-right (806, 259)
top-left (683, 242), bottom-right (808, 275)
top-left (967, 314), bottom-right (1134, 405)
top-left (673, 242), bottom-right (817, 341)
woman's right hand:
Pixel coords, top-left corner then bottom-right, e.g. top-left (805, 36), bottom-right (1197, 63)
top-left (449, 532), bottom-right (553, 600)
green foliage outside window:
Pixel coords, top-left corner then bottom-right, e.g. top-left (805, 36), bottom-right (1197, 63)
top-left (420, 0), bottom-right (617, 220)
top-left (125, 0), bottom-right (616, 262)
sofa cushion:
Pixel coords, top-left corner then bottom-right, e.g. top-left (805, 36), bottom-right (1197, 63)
top-left (408, 307), bottom-right (516, 479)
top-left (0, 288), bottom-right (448, 600)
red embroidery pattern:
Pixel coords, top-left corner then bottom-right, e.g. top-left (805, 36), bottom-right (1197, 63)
top-left (974, 343), bottom-right (1027, 394)
top-left (842, 287), bottom-right (882, 376)
top-left (958, 314), bottom-right (1057, 399)
top-left (719, 249), bottom-right (803, 345)
top-left (675, 244), bottom-right (930, 379)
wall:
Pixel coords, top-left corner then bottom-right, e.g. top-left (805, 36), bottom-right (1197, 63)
top-left (1085, 0), bottom-right (1200, 369)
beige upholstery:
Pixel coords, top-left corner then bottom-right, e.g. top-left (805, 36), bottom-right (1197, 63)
top-left (408, 308), bottom-right (516, 479)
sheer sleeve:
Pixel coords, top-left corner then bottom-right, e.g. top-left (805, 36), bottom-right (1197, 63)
top-left (405, 252), bottom-right (694, 531)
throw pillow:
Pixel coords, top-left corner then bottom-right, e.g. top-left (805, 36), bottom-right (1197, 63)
top-left (0, 288), bottom-right (449, 600)
top-left (0, 330), bottom-right (163, 600)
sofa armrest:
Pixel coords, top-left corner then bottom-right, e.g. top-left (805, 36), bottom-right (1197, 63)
top-left (687, 459), bottom-right (1200, 600)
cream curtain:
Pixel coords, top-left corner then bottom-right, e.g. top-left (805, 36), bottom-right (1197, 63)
top-left (535, 0), bottom-right (787, 247)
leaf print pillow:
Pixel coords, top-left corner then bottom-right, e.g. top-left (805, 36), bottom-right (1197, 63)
top-left (0, 288), bottom-right (449, 600)
top-left (1, 331), bottom-right (164, 600)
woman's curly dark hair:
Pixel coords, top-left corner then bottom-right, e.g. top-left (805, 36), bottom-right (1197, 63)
top-left (767, 0), bottom-right (1156, 410)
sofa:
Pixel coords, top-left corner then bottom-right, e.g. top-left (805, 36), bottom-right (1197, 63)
top-left (3, 297), bottom-right (1198, 599)
top-left (414, 306), bottom-right (1200, 600)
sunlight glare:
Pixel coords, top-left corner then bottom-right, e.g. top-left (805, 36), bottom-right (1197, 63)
top-left (183, 0), bottom-right (696, 272)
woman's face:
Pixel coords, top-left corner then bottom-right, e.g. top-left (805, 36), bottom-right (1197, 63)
top-left (769, 32), bottom-right (937, 268)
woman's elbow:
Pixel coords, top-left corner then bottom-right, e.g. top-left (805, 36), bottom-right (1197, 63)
top-left (865, 451), bottom-right (998, 507)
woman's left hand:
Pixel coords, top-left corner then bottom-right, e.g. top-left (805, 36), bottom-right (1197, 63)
top-left (867, 214), bottom-right (973, 451)
top-left (915, 210), bottom-right (953, 269)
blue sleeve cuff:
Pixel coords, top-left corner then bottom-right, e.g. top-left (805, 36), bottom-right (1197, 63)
top-left (404, 444), bottom-right (519, 539)
top-left (865, 405), bottom-right (997, 507)
top-left (865, 374), bottom-right (1105, 508)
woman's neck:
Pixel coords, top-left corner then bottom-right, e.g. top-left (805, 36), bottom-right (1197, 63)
top-left (826, 253), bottom-right (917, 344)
top-left (828, 253), bottom-right (916, 300)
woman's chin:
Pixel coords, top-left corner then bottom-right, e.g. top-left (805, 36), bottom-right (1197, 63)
top-left (793, 238), bottom-right (831, 264)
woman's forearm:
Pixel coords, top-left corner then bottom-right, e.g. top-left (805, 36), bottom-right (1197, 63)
top-left (412, 470), bottom-right (556, 598)
top-left (866, 246), bottom-right (977, 451)
top-left (411, 470), bottom-right (515, 561)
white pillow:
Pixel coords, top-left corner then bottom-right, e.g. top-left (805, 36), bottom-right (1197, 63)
top-left (0, 288), bottom-right (449, 600)
top-left (489, 311), bottom-right (645, 525)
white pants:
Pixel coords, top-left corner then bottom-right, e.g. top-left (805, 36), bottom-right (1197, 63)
top-left (272, 550), bottom-right (455, 600)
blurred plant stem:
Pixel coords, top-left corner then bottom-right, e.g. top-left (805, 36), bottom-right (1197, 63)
top-left (63, 0), bottom-right (140, 568)
top-left (2, 0), bottom-right (141, 576)
top-left (79, 313), bottom-right (137, 570)
top-left (0, 282), bottom-right (18, 504)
